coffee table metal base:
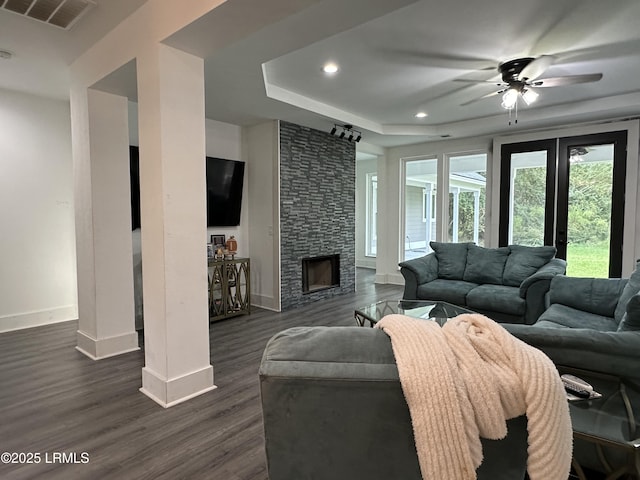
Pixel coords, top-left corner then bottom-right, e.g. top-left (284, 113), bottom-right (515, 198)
top-left (354, 299), bottom-right (474, 327)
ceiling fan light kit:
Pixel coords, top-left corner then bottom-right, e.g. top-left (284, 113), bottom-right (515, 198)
top-left (455, 55), bottom-right (603, 123)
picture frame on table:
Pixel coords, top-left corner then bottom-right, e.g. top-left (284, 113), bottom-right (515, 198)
top-left (211, 234), bottom-right (226, 247)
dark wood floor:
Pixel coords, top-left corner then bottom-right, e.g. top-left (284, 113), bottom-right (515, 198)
top-left (0, 268), bottom-right (403, 480)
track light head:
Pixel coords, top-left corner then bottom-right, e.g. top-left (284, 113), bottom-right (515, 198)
top-left (329, 124), bottom-right (363, 143)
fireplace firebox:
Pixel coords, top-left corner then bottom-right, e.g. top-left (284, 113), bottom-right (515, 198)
top-left (302, 255), bottom-right (340, 294)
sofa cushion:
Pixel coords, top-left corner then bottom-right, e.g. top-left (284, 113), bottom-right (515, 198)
top-left (614, 261), bottom-right (640, 323)
top-left (430, 242), bottom-right (472, 280)
top-left (466, 285), bottom-right (525, 316)
top-left (617, 293), bottom-right (640, 332)
top-left (549, 276), bottom-right (623, 318)
top-left (538, 304), bottom-right (618, 331)
top-left (529, 320), bottom-right (570, 329)
top-left (502, 245), bottom-right (557, 287)
top-left (417, 279), bottom-right (477, 307)
top-left (463, 245), bottom-right (509, 285)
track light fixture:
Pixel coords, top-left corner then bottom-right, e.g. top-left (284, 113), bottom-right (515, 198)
top-left (329, 124), bottom-right (362, 142)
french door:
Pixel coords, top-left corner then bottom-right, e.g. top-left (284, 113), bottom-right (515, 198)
top-left (499, 131), bottom-right (627, 278)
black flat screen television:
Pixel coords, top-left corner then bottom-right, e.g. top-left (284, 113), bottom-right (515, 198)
top-left (205, 156), bottom-right (245, 227)
top-left (128, 147), bottom-right (245, 229)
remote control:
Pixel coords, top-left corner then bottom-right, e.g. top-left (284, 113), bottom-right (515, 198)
top-left (561, 374), bottom-right (593, 399)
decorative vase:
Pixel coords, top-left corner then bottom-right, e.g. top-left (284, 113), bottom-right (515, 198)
top-left (226, 236), bottom-right (238, 254)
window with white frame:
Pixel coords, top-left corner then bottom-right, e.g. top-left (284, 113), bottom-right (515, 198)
top-left (366, 173), bottom-right (377, 257)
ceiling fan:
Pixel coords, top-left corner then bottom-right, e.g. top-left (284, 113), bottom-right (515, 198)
top-left (457, 55), bottom-right (603, 108)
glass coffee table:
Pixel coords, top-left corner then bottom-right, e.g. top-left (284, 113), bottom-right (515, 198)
top-left (558, 366), bottom-right (640, 480)
top-left (354, 299), bottom-right (474, 327)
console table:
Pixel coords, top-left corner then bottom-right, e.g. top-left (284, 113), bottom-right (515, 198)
top-left (208, 257), bottom-right (251, 322)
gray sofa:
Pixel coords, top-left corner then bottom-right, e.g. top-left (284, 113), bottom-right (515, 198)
top-left (505, 264), bottom-right (640, 381)
top-left (259, 326), bottom-right (529, 480)
top-left (400, 242), bottom-right (566, 324)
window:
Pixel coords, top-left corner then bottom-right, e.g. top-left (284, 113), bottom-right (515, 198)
top-left (448, 153), bottom-right (487, 245)
top-left (365, 173), bottom-right (377, 257)
top-left (403, 157), bottom-right (437, 261)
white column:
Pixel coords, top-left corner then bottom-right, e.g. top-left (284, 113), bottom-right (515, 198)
top-left (71, 88), bottom-right (139, 359)
top-left (452, 187), bottom-right (460, 243)
top-left (473, 190), bottom-right (480, 244)
top-left (136, 44), bottom-right (215, 407)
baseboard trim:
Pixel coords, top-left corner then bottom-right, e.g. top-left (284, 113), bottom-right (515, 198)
top-left (140, 365), bottom-right (216, 408)
top-left (76, 330), bottom-right (140, 360)
top-left (252, 294), bottom-right (280, 312)
top-left (374, 272), bottom-right (405, 285)
top-left (0, 305), bottom-right (77, 333)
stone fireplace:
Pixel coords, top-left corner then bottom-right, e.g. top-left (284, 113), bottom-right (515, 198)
top-left (302, 255), bottom-right (340, 294)
top-left (279, 121), bottom-right (356, 310)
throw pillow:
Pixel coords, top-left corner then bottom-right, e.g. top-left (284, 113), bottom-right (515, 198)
top-left (430, 242), bottom-right (472, 280)
top-left (503, 245), bottom-right (557, 287)
top-left (463, 244), bottom-right (509, 285)
top-left (617, 293), bottom-right (640, 331)
top-left (614, 260), bottom-right (640, 323)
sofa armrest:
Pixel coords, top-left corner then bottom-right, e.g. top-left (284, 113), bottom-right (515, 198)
top-left (399, 253), bottom-right (438, 285)
top-left (504, 324), bottom-right (640, 380)
top-left (518, 258), bottom-right (566, 298)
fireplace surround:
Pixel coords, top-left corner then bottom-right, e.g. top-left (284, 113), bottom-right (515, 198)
top-left (279, 121), bottom-right (356, 310)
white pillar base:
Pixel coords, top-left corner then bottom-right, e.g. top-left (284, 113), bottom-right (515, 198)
top-left (76, 330), bottom-right (140, 360)
top-left (140, 365), bottom-right (216, 408)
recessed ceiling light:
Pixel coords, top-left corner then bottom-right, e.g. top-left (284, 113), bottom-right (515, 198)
top-left (323, 62), bottom-right (339, 74)
top-left (415, 112), bottom-right (428, 118)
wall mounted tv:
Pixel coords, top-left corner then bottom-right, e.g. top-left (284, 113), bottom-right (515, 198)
top-left (205, 156), bottom-right (245, 227)
top-left (129, 147), bottom-right (245, 229)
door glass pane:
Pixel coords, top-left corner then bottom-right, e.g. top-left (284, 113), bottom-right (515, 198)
top-left (448, 153), bottom-right (487, 246)
top-left (404, 158), bottom-right (437, 261)
top-left (366, 173), bottom-right (377, 256)
top-left (509, 151), bottom-right (548, 246)
top-left (565, 144), bottom-right (614, 278)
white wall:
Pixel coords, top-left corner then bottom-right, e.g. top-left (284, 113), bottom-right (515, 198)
top-left (0, 89), bottom-right (77, 332)
top-left (129, 104), bottom-right (248, 254)
top-left (355, 157), bottom-right (377, 269)
top-left (203, 118), bottom-right (248, 255)
top-left (245, 121), bottom-right (280, 311)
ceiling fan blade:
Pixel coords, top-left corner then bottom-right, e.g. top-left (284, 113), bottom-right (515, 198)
top-left (518, 55), bottom-right (556, 81)
top-left (377, 48), bottom-right (495, 70)
top-left (453, 79), bottom-right (504, 86)
top-left (532, 73), bottom-right (603, 87)
top-left (460, 90), bottom-right (502, 106)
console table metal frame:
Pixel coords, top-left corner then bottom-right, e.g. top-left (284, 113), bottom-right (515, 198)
top-left (208, 257), bottom-right (250, 322)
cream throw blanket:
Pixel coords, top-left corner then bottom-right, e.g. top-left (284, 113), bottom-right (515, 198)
top-left (376, 313), bottom-right (572, 480)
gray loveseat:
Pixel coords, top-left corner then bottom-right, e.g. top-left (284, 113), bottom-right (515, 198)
top-left (400, 242), bottom-right (566, 324)
top-left (259, 326), bottom-right (529, 480)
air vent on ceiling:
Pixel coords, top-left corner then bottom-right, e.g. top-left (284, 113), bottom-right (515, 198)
top-left (1, 0), bottom-right (96, 30)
